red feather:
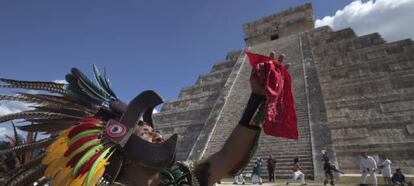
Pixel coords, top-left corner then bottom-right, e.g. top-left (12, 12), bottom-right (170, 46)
top-left (76, 147), bottom-right (106, 177)
top-left (77, 117), bottom-right (102, 125)
top-left (64, 134), bottom-right (99, 157)
top-left (68, 123), bottom-right (102, 138)
top-left (67, 146), bottom-right (94, 168)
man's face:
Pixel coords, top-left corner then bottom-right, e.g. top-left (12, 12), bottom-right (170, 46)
top-left (132, 124), bottom-right (163, 143)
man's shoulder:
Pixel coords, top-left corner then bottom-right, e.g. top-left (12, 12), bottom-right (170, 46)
top-left (160, 160), bottom-right (198, 186)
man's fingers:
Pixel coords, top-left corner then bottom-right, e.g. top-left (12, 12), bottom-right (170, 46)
top-left (284, 63), bottom-right (291, 70)
top-left (269, 51), bottom-right (276, 59)
top-left (278, 54), bottom-right (285, 63)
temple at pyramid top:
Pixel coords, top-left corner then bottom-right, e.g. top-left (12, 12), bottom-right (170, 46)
top-left (243, 3), bottom-right (314, 46)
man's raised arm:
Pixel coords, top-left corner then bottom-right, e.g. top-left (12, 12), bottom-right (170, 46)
top-left (192, 53), bottom-right (287, 186)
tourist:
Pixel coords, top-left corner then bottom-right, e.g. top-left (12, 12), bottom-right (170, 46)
top-left (380, 156), bottom-right (392, 185)
top-left (322, 150), bottom-right (344, 186)
top-left (359, 152), bottom-right (378, 186)
top-left (392, 168), bottom-right (406, 186)
top-left (286, 157), bottom-right (307, 185)
top-left (233, 173), bottom-right (246, 185)
top-left (251, 157), bottom-right (263, 185)
top-left (267, 154), bottom-right (276, 182)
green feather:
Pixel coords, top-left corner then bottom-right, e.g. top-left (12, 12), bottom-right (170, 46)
top-left (67, 139), bottom-right (99, 160)
top-left (72, 144), bottom-right (104, 177)
top-left (86, 147), bottom-right (112, 186)
top-left (71, 68), bottom-right (110, 101)
top-left (92, 65), bottom-right (114, 99)
top-left (69, 129), bottom-right (101, 146)
top-left (102, 68), bottom-right (117, 98)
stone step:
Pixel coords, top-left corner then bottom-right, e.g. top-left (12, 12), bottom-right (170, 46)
top-left (161, 93), bottom-right (219, 112)
top-left (178, 79), bottom-right (227, 98)
top-left (243, 162), bottom-right (314, 169)
top-left (322, 28), bottom-right (356, 43)
top-left (254, 151), bottom-right (312, 157)
top-left (316, 32), bottom-right (385, 55)
top-left (258, 144), bottom-right (312, 149)
top-left (225, 50), bottom-right (242, 61)
top-left (154, 120), bottom-right (205, 129)
top-left (196, 68), bottom-right (233, 85)
top-left (154, 106), bottom-right (212, 124)
top-left (248, 160), bottom-right (314, 166)
top-left (211, 59), bottom-right (237, 72)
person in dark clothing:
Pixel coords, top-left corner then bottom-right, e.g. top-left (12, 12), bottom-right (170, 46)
top-left (392, 168), bottom-right (406, 186)
top-left (322, 151), bottom-right (344, 186)
top-left (267, 155), bottom-right (276, 182)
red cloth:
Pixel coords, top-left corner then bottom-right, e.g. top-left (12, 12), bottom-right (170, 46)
top-left (246, 51), bottom-right (298, 140)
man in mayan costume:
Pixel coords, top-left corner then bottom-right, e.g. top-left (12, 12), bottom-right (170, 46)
top-left (0, 51), bottom-right (295, 186)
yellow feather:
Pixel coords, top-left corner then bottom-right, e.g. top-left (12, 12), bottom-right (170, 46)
top-left (53, 166), bottom-right (73, 186)
top-left (60, 170), bottom-right (75, 186)
top-left (59, 127), bottom-right (72, 135)
top-left (69, 174), bottom-right (87, 186)
top-left (47, 135), bottom-right (68, 152)
top-left (42, 142), bottom-right (68, 165)
top-left (89, 154), bottom-right (111, 186)
top-left (90, 164), bottom-right (105, 186)
top-left (44, 157), bottom-right (67, 178)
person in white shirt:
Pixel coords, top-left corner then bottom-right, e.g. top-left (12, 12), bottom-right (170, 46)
top-left (359, 152), bottom-right (378, 186)
top-left (233, 173), bottom-right (246, 185)
top-left (379, 156), bottom-right (392, 185)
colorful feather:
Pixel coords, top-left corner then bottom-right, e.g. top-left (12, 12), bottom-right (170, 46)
top-left (66, 146), bottom-right (94, 168)
top-left (64, 134), bottom-right (99, 157)
top-left (68, 122), bottom-right (103, 138)
top-left (68, 130), bottom-right (101, 146)
top-left (73, 144), bottom-right (104, 177)
top-left (0, 138), bottom-right (54, 157)
top-left (52, 166), bottom-right (73, 186)
top-left (76, 149), bottom-right (104, 179)
top-left (44, 157), bottom-right (67, 178)
top-left (0, 78), bottom-right (67, 94)
top-left (71, 68), bottom-right (110, 102)
top-left (0, 67), bottom-right (122, 185)
top-left (70, 174), bottom-right (87, 186)
top-left (67, 139), bottom-right (100, 159)
top-left (86, 147), bottom-right (113, 186)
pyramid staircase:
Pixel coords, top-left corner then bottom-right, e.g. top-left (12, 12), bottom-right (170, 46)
top-left (153, 51), bottom-right (241, 160)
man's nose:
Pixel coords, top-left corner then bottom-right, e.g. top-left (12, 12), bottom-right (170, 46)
top-left (152, 133), bottom-right (163, 143)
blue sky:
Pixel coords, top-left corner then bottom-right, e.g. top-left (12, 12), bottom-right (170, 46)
top-left (2, 0), bottom-right (414, 137)
top-left (0, 0), bottom-right (356, 102)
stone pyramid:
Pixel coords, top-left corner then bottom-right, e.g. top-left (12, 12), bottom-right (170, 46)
top-left (154, 3), bottom-right (414, 179)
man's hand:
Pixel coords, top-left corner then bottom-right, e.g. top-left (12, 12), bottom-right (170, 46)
top-left (250, 52), bottom-right (288, 95)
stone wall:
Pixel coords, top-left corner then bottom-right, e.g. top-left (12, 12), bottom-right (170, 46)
top-left (243, 3), bottom-right (314, 46)
top-left (309, 26), bottom-right (414, 173)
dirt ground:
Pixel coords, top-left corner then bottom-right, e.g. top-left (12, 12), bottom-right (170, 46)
top-left (217, 175), bottom-right (414, 186)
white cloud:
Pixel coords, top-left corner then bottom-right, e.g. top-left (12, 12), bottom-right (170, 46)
top-left (53, 79), bottom-right (68, 84)
top-left (316, 0), bottom-right (414, 42)
top-left (0, 101), bottom-right (33, 141)
top-left (0, 101), bottom-right (33, 116)
top-left (0, 127), bottom-right (12, 137)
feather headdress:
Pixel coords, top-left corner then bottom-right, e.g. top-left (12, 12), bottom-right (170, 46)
top-left (0, 66), bottom-right (177, 186)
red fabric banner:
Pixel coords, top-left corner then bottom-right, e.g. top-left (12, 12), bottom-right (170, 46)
top-left (246, 51), bottom-right (298, 140)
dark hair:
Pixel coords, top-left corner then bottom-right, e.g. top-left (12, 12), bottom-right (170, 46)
top-left (294, 158), bottom-right (299, 163)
